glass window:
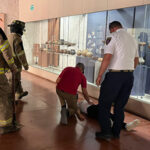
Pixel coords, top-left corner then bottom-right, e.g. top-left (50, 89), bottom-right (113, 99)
top-left (86, 11), bottom-right (107, 57)
top-left (130, 5), bottom-right (150, 102)
top-left (23, 4), bottom-right (150, 102)
top-left (107, 7), bottom-right (134, 36)
top-left (134, 5), bottom-right (146, 28)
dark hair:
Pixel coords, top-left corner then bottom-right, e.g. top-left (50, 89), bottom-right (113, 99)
top-left (76, 63), bottom-right (85, 73)
top-left (109, 21), bottom-right (122, 30)
top-left (0, 28), bottom-right (7, 40)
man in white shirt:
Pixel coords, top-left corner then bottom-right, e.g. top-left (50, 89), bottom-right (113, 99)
top-left (96, 21), bottom-right (139, 140)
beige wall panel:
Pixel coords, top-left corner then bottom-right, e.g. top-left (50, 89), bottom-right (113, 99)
top-left (0, 0), bottom-right (19, 33)
top-left (144, 0), bottom-right (150, 4)
top-left (62, 0), bottom-right (83, 16)
top-left (83, 0), bottom-right (107, 14)
top-left (19, 0), bottom-right (38, 22)
top-left (19, 0), bottom-right (63, 22)
top-left (0, 13), bottom-right (5, 31)
top-left (19, 0), bottom-right (150, 22)
top-left (46, 0), bottom-right (63, 19)
top-left (108, 0), bottom-right (144, 10)
top-left (19, 0), bottom-right (83, 21)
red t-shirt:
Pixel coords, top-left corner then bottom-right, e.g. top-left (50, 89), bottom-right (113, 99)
top-left (57, 67), bottom-right (87, 95)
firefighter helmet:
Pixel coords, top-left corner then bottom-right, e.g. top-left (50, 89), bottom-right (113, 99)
top-left (8, 20), bottom-right (25, 29)
top-left (8, 20), bottom-right (25, 35)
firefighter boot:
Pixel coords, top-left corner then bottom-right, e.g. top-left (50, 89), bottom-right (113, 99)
top-left (19, 91), bottom-right (28, 99)
top-left (0, 125), bottom-right (20, 135)
top-left (15, 91), bottom-right (28, 100)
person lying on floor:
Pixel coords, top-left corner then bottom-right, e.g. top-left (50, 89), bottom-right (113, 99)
top-left (78, 100), bottom-right (140, 131)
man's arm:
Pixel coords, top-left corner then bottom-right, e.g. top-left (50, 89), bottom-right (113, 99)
top-left (15, 41), bottom-right (29, 70)
top-left (56, 67), bottom-right (68, 85)
top-left (82, 87), bottom-right (93, 104)
top-left (134, 57), bottom-right (139, 68)
top-left (96, 54), bottom-right (112, 85)
top-left (56, 77), bottom-right (61, 84)
top-left (1, 40), bottom-right (17, 73)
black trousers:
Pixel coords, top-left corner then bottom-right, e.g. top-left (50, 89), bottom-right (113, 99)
top-left (87, 105), bottom-right (126, 129)
top-left (98, 72), bottom-right (134, 136)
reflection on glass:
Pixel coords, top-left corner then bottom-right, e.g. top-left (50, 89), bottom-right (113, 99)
top-left (107, 7), bottom-right (134, 36)
top-left (130, 5), bottom-right (150, 102)
top-left (86, 11), bottom-right (107, 57)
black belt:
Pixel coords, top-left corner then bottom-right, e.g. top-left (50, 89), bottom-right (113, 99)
top-left (109, 69), bottom-right (133, 72)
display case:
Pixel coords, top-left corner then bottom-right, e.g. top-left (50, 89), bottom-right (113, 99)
top-left (23, 4), bottom-right (150, 102)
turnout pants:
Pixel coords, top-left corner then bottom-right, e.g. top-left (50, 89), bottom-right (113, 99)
top-left (0, 74), bottom-right (13, 127)
top-left (98, 72), bottom-right (134, 136)
top-left (14, 71), bottom-right (23, 94)
top-left (8, 71), bottom-right (23, 95)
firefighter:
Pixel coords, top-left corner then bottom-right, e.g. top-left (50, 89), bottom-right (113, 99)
top-left (0, 28), bottom-right (19, 134)
top-left (8, 20), bottom-right (29, 101)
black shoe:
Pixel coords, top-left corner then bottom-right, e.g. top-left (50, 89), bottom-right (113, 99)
top-left (60, 107), bottom-right (68, 125)
top-left (0, 125), bottom-right (20, 134)
top-left (18, 91), bottom-right (28, 99)
top-left (95, 132), bottom-right (113, 140)
top-left (15, 100), bottom-right (19, 105)
top-left (113, 134), bottom-right (120, 139)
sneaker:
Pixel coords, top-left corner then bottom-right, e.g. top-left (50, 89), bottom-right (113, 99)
top-left (18, 91), bottom-right (28, 99)
top-left (95, 131), bottom-right (113, 140)
top-left (126, 119), bottom-right (140, 131)
top-left (60, 107), bottom-right (68, 125)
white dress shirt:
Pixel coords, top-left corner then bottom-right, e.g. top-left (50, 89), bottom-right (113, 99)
top-left (104, 29), bottom-right (139, 70)
top-left (78, 100), bottom-right (91, 114)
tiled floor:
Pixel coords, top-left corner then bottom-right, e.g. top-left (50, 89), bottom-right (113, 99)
top-left (0, 71), bottom-right (150, 150)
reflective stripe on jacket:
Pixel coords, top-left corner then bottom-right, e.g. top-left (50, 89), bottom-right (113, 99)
top-left (0, 68), bottom-right (9, 74)
top-left (0, 40), bottom-right (16, 72)
top-left (0, 40), bottom-right (9, 52)
top-left (0, 117), bottom-right (12, 127)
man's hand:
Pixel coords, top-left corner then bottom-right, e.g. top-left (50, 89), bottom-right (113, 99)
top-left (96, 54), bottom-right (112, 86)
top-left (11, 68), bottom-right (18, 74)
top-left (82, 87), bottom-right (92, 105)
top-left (87, 99), bottom-right (94, 105)
top-left (96, 75), bottom-right (102, 86)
